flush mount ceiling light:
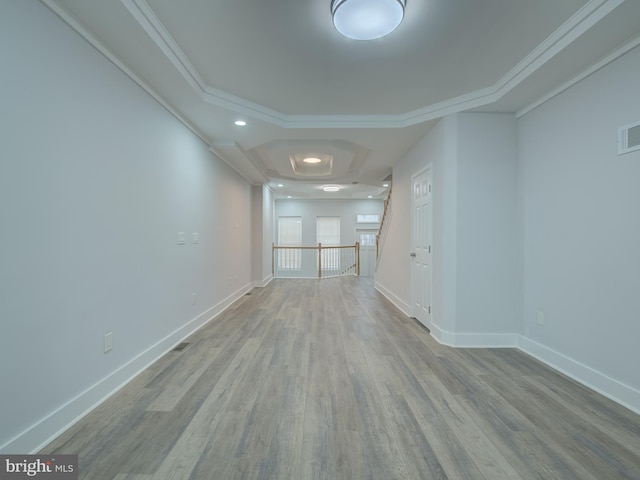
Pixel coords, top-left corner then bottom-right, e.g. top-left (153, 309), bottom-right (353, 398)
top-left (331, 0), bottom-right (406, 40)
top-left (323, 185), bottom-right (341, 192)
top-left (234, 120), bottom-right (247, 126)
top-left (303, 157), bottom-right (323, 164)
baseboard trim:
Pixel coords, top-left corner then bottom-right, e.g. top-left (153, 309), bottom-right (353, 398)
top-left (429, 326), bottom-right (519, 348)
top-left (1, 283), bottom-right (253, 454)
top-left (429, 328), bottom-right (640, 413)
top-left (253, 274), bottom-right (273, 288)
top-left (430, 330), bottom-right (640, 413)
top-left (427, 322), bottom-right (455, 345)
top-left (518, 336), bottom-right (640, 415)
top-left (374, 281), bottom-right (411, 316)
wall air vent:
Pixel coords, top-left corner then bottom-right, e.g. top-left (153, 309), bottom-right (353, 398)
top-left (618, 121), bottom-right (640, 155)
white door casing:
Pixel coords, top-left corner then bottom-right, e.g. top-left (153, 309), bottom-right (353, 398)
top-left (411, 167), bottom-right (433, 328)
top-left (357, 229), bottom-right (377, 277)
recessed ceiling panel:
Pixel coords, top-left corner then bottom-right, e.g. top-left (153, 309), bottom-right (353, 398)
top-left (290, 153), bottom-right (333, 177)
top-left (250, 139), bottom-right (369, 180)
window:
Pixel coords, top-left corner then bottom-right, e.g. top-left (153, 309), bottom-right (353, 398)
top-left (278, 217), bottom-right (302, 269)
top-left (359, 232), bottom-right (376, 246)
top-left (356, 214), bottom-right (380, 223)
top-left (317, 216), bottom-right (340, 270)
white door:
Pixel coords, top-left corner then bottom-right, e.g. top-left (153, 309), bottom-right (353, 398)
top-left (411, 167), bottom-right (432, 328)
top-left (356, 229), bottom-right (377, 277)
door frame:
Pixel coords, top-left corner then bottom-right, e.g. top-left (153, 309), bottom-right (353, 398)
top-left (356, 228), bottom-right (377, 277)
top-left (410, 165), bottom-right (433, 328)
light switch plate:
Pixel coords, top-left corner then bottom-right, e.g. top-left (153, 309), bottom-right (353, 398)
top-left (104, 332), bottom-right (113, 353)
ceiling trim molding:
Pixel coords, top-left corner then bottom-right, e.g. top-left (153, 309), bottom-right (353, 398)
top-left (121, 0), bottom-right (208, 95)
top-left (40, 0), bottom-right (211, 145)
top-left (209, 142), bottom-right (269, 185)
top-left (517, 33), bottom-right (640, 118)
top-left (47, 0), bottom-right (630, 129)
top-left (493, 0), bottom-right (624, 96)
top-left (119, 0), bottom-right (626, 128)
top-left (393, 0), bottom-right (627, 126)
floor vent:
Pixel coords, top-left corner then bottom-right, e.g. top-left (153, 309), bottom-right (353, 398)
top-left (173, 342), bottom-right (191, 352)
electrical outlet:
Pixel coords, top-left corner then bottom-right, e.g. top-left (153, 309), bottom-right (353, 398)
top-left (104, 332), bottom-right (113, 353)
top-left (536, 311), bottom-right (545, 326)
top-left (177, 232), bottom-right (185, 245)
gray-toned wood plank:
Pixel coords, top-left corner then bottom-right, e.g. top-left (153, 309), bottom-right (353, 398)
top-left (40, 277), bottom-right (640, 480)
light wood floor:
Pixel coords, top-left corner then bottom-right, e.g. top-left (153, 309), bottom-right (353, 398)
top-left (42, 277), bottom-right (640, 479)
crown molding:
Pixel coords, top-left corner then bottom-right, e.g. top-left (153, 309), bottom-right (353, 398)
top-left (209, 142), bottom-right (269, 185)
top-left (45, 0), bottom-right (631, 129)
top-left (40, 0), bottom-right (211, 145)
top-left (121, 0), bottom-right (207, 95)
top-left (495, 0), bottom-right (624, 96)
top-left (517, 33), bottom-right (640, 118)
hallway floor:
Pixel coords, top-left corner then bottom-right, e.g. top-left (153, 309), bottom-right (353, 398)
top-left (42, 277), bottom-right (640, 479)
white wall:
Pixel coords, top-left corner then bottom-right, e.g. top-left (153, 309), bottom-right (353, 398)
top-left (456, 114), bottom-right (518, 338)
top-left (376, 118), bottom-right (451, 319)
top-left (376, 113), bottom-right (519, 345)
top-left (377, 46), bottom-right (640, 411)
top-left (275, 199), bottom-right (383, 247)
top-left (518, 45), bottom-right (640, 409)
top-left (0, 1), bottom-right (253, 452)
top-left (251, 185), bottom-right (275, 286)
top-left (274, 198), bottom-right (383, 278)
top-left (262, 186), bottom-right (275, 285)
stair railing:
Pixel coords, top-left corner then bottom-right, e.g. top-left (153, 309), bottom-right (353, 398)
top-left (376, 184), bottom-right (392, 262)
top-left (272, 242), bottom-right (360, 279)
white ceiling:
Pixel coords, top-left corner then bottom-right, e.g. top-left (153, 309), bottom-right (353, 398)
top-left (44, 0), bottom-right (640, 198)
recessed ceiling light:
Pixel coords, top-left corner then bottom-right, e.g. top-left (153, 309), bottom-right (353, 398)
top-left (383, 183), bottom-right (389, 187)
top-left (287, 196), bottom-right (292, 199)
top-left (368, 195), bottom-right (373, 198)
top-left (234, 120), bottom-right (247, 126)
top-left (303, 157), bottom-right (322, 164)
top-left (323, 185), bottom-right (340, 192)
top-left (277, 184), bottom-right (284, 187)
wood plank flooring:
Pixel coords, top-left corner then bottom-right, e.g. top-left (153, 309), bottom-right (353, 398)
top-left (41, 277), bottom-right (640, 479)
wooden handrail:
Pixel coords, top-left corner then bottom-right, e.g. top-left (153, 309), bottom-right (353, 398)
top-left (376, 184), bottom-right (392, 259)
top-left (272, 242), bottom-right (360, 279)
top-left (274, 245), bottom-right (355, 250)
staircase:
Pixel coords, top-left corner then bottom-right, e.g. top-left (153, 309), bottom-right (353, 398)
top-left (375, 184), bottom-right (392, 269)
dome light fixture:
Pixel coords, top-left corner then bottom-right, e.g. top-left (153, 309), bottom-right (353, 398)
top-left (303, 157), bottom-right (323, 164)
top-left (323, 185), bottom-right (341, 192)
top-left (331, 0), bottom-right (406, 40)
